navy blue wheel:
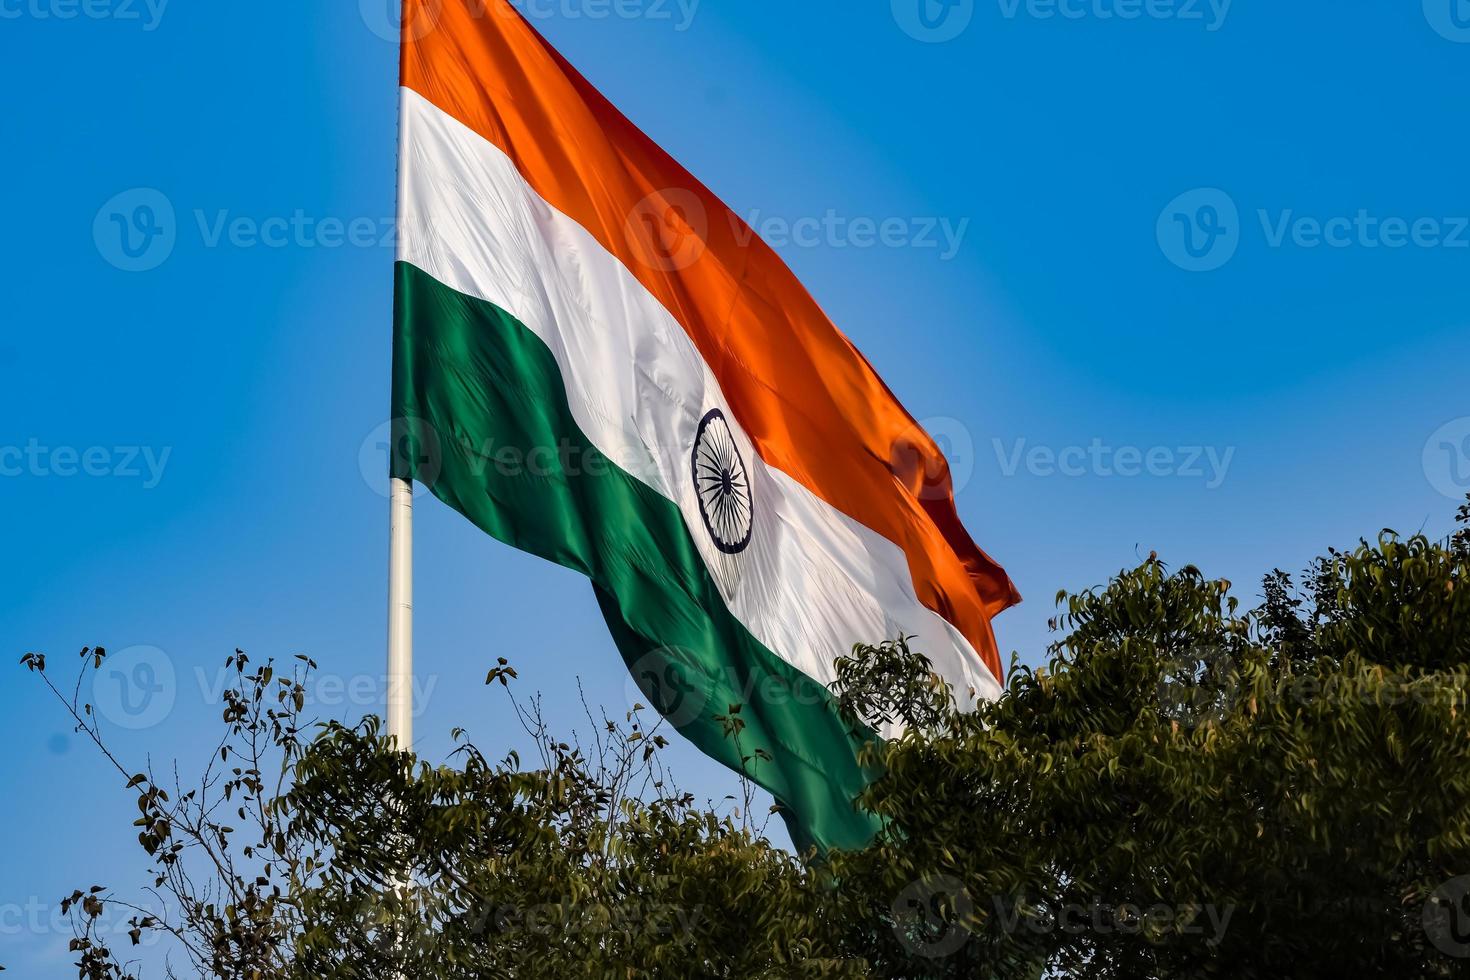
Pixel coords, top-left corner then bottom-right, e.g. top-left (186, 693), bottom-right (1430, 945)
top-left (691, 409), bottom-right (753, 555)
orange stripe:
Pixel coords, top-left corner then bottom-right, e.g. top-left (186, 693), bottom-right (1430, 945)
top-left (399, 0), bottom-right (1020, 680)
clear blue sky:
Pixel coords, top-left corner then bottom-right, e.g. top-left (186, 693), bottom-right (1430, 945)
top-left (3, 1), bottom-right (1468, 973)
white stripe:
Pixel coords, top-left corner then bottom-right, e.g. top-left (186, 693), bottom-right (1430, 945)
top-left (398, 89), bottom-right (1001, 723)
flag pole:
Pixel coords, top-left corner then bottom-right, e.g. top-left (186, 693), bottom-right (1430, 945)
top-left (387, 474), bottom-right (415, 974)
top-left (387, 0), bottom-right (413, 755)
top-left (385, 10), bottom-right (415, 969)
top-left (387, 476), bottom-right (414, 751)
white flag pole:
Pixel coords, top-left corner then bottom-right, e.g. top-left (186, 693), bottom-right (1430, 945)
top-left (387, 475), bottom-right (414, 751)
top-left (385, 13), bottom-right (415, 970)
top-left (387, 0), bottom-right (414, 755)
top-left (386, 474), bottom-right (415, 975)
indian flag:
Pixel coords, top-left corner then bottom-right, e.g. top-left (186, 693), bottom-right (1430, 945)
top-left (390, 0), bottom-right (1019, 851)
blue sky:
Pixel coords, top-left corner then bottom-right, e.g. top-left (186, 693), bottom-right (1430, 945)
top-left (2, 1), bottom-right (1468, 973)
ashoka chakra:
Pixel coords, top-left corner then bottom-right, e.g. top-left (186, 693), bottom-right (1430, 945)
top-left (691, 409), bottom-right (753, 555)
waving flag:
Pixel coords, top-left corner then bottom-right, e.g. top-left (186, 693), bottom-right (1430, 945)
top-left (390, 0), bottom-right (1019, 850)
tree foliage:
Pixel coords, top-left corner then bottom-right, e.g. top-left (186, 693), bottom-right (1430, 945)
top-left (827, 508), bottom-right (1470, 978)
top-left (17, 654), bottom-right (853, 979)
top-left (13, 497), bottom-right (1470, 978)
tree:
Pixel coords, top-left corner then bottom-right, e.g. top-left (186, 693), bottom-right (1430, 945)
top-left (826, 499), bottom-right (1470, 978)
top-left (17, 653), bottom-right (856, 979)
top-left (13, 496), bottom-right (1470, 978)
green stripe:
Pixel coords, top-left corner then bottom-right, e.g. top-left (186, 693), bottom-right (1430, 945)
top-left (391, 261), bottom-right (881, 852)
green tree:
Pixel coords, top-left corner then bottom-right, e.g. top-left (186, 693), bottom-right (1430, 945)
top-left (19, 652), bottom-right (859, 978)
top-left (14, 496), bottom-right (1470, 978)
top-left (827, 501), bottom-right (1470, 978)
